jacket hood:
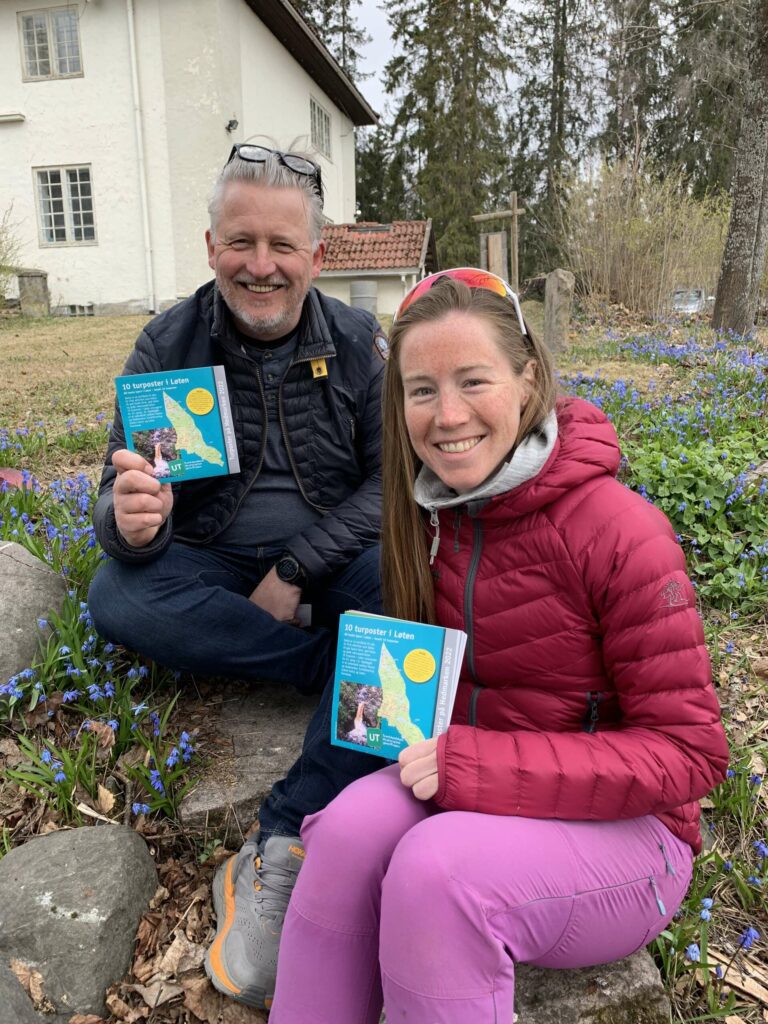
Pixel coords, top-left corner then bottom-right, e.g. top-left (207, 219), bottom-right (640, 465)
top-left (494, 396), bottom-right (621, 517)
top-left (416, 397), bottom-right (621, 520)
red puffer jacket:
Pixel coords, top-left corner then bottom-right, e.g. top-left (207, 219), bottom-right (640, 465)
top-left (433, 397), bottom-right (729, 853)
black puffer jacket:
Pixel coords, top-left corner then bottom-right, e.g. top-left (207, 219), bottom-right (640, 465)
top-left (93, 282), bottom-right (385, 582)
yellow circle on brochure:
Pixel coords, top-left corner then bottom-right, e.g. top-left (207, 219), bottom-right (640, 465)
top-left (186, 388), bottom-right (214, 415)
top-left (403, 648), bottom-right (436, 683)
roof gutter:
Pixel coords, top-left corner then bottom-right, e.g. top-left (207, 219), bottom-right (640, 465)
top-left (319, 267), bottom-right (422, 278)
top-left (250, 0), bottom-right (377, 125)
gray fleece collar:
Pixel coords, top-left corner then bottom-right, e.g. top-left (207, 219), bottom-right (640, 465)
top-left (413, 409), bottom-right (558, 512)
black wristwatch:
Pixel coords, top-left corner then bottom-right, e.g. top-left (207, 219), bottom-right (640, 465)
top-left (275, 553), bottom-right (307, 587)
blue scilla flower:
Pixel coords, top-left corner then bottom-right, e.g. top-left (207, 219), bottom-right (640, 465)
top-left (131, 702), bottom-right (148, 715)
top-left (54, 768), bottom-right (66, 783)
top-left (62, 689), bottom-right (80, 703)
top-left (37, 618), bottom-right (48, 630)
top-left (700, 907), bottom-right (711, 921)
top-left (165, 748), bottom-right (179, 768)
top-left (685, 943), bottom-right (701, 962)
top-left (104, 681), bottom-right (115, 698)
top-left (126, 668), bottom-right (139, 680)
top-left (132, 802), bottom-right (151, 816)
top-left (103, 642), bottom-right (115, 654)
top-left (40, 749), bottom-right (52, 764)
top-left (739, 926), bottom-right (760, 949)
top-left (149, 769), bottom-right (165, 794)
top-left (750, 774), bottom-right (763, 785)
top-left (747, 875), bottom-right (762, 886)
top-left (754, 840), bottom-right (768, 859)
top-left (107, 719), bottom-right (119, 731)
top-left (723, 860), bottom-right (733, 872)
top-left (701, 897), bottom-right (713, 909)
top-left (59, 645), bottom-right (71, 656)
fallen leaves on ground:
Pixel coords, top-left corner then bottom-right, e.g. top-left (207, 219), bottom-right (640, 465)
top-left (10, 957), bottom-right (56, 1013)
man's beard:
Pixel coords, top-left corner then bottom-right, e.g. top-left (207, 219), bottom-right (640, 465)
top-left (217, 274), bottom-right (304, 340)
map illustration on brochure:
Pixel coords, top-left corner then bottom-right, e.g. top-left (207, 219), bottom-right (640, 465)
top-left (115, 366), bottom-right (240, 483)
top-left (330, 612), bottom-right (467, 760)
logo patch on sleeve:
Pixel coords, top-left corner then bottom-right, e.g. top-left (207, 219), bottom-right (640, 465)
top-left (373, 334), bottom-right (389, 361)
top-left (660, 579), bottom-right (688, 608)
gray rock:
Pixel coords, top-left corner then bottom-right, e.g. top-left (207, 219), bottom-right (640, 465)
top-left (544, 267), bottom-right (576, 352)
top-left (515, 950), bottom-right (670, 1023)
top-left (179, 685), bottom-right (318, 844)
top-left (0, 541), bottom-right (66, 687)
top-left (0, 824), bottom-right (157, 1018)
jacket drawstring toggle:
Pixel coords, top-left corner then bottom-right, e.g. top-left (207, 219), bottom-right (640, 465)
top-left (429, 509), bottom-right (440, 565)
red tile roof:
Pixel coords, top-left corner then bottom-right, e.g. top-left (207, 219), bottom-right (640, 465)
top-left (322, 221), bottom-right (433, 272)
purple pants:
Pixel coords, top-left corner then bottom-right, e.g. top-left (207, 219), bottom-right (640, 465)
top-left (270, 765), bottom-right (693, 1024)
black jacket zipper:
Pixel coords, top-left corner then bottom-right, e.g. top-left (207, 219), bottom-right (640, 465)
top-left (583, 690), bottom-right (603, 733)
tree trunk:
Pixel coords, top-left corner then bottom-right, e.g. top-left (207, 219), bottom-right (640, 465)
top-left (712, 0), bottom-right (768, 335)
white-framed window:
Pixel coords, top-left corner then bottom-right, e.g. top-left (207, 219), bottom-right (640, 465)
top-left (35, 165), bottom-right (96, 245)
top-left (310, 97), bottom-right (332, 159)
top-left (19, 7), bottom-right (82, 81)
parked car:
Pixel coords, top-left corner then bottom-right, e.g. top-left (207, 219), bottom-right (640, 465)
top-left (670, 287), bottom-right (714, 315)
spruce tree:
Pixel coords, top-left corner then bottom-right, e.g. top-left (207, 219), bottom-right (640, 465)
top-left (294, 0), bottom-right (371, 81)
top-left (507, 0), bottom-right (605, 274)
top-left (383, 0), bottom-right (510, 266)
top-left (650, 0), bottom-right (748, 196)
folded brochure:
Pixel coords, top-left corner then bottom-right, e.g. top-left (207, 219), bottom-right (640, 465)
top-left (115, 366), bottom-right (239, 482)
top-left (331, 611), bottom-right (467, 759)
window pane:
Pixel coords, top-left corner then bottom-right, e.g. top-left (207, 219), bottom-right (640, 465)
top-left (37, 166), bottom-right (95, 244)
top-left (21, 13), bottom-right (51, 77)
top-left (66, 167), bottom-right (95, 242)
top-left (37, 169), bottom-right (66, 242)
top-left (310, 99), bottom-right (331, 158)
top-left (52, 9), bottom-right (81, 75)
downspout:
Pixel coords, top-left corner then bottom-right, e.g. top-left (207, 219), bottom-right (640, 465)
top-left (126, 0), bottom-right (156, 312)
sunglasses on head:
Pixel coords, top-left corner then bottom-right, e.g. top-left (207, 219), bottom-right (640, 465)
top-left (227, 144), bottom-right (323, 205)
top-left (394, 267), bottom-right (528, 338)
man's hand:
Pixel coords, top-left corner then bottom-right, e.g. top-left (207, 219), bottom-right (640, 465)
top-left (112, 449), bottom-right (173, 548)
top-left (249, 566), bottom-right (302, 623)
top-left (399, 738), bottom-right (439, 801)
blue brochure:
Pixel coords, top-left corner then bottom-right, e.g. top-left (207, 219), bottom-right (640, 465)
top-left (330, 612), bottom-right (467, 760)
top-left (115, 366), bottom-right (240, 483)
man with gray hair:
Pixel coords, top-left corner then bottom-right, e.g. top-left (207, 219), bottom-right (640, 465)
top-left (88, 145), bottom-right (386, 1010)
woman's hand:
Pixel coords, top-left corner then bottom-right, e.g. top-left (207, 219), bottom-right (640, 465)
top-left (399, 738), bottom-right (439, 800)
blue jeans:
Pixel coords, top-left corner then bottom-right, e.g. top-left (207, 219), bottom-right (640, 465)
top-left (88, 540), bottom-right (384, 838)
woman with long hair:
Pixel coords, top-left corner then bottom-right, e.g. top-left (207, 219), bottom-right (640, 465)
top-left (268, 268), bottom-right (728, 1023)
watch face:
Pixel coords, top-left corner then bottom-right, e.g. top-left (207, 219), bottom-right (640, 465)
top-left (277, 556), bottom-right (300, 583)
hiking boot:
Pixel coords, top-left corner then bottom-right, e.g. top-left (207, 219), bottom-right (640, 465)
top-left (205, 835), bottom-right (305, 1009)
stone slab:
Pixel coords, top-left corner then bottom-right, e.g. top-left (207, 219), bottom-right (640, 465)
top-left (0, 824), bottom-right (157, 1018)
top-left (179, 685), bottom-right (319, 844)
top-left (515, 949), bottom-right (670, 1023)
top-left (544, 267), bottom-right (576, 352)
top-left (0, 541), bottom-right (66, 686)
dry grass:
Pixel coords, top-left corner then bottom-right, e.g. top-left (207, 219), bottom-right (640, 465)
top-left (0, 312), bottom-right (150, 432)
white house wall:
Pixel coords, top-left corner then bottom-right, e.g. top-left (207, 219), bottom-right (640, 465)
top-left (0, 0), bottom-right (361, 314)
top-left (316, 274), bottom-right (416, 319)
top-left (234, 5), bottom-right (356, 225)
top-left (0, 0), bottom-right (174, 314)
